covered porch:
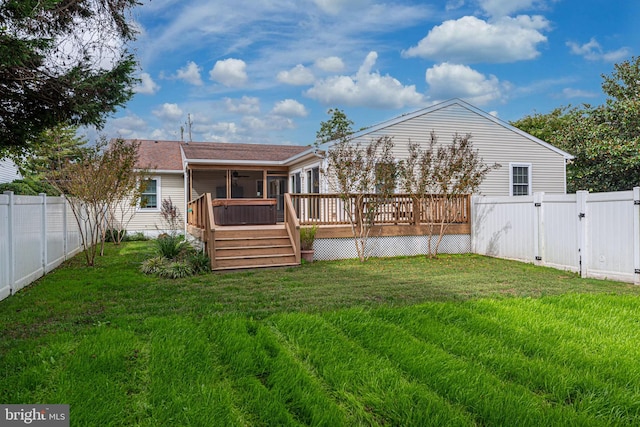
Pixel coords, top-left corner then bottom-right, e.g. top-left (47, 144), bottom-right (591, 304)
top-left (187, 193), bottom-right (471, 270)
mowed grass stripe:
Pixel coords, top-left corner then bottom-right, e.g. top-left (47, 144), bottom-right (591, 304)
top-left (479, 295), bottom-right (640, 360)
top-left (271, 312), bottom-right (476, 427)
top-left (207, 316), bottom-right (348, 426)
top-left (49, 327), bottom-right (149, 426)
top-left (146, 317), bottom-right (244, 426)
top-left (464, 297), bottom-right (640, 393)
top-left (323, 309), bottom-right (601, 427)
top-left (373, 303), bottom-right (640, 426)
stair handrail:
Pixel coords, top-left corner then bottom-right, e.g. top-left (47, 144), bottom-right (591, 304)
top-left (284, 193), bottom-right (301, 264)
top-left (205, 193), bottom-right (216, 269)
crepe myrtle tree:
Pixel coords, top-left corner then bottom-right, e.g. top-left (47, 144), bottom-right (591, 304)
top-left (398, 131), bottom-right (499, 258)
top-left (323, 134), bottom-right (397, 262)
top-left (48, 137), bottom-right (147, 266)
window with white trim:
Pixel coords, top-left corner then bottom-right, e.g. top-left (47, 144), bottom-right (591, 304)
top-left (139, 177), bottom-right (160, 210)
top-left (510, 163), bottom-right (531, 196)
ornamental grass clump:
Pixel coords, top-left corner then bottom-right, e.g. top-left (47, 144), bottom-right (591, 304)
top-left (140, 198), bottom-right (210, 277)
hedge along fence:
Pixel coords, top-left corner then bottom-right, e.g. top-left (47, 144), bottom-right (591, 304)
top-left (0, 192), bottom-right (83, 301)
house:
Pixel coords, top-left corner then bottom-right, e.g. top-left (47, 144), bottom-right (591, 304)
top-left (0, 158), bottom-right (21, 184)
top-left (130, 140), bottom-right (321, 236)
top-left (128, 98), bottom-right (573, 269)
top-left (323, 98), bottom-right (573, 196)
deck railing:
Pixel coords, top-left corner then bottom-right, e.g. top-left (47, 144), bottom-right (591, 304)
top-left (289, 193), bottom-right (470, 226)
top-left (188, 193), bottom-right (470, 229)
top-left (187, 193), bottom-right (216, 269)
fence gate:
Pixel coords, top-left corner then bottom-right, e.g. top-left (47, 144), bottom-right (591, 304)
top-left (472, 188), bottom-right (640, 284)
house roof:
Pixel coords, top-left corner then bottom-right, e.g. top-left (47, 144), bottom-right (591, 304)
top-left (132, 139), bottom-right (313, 171)
top-left (135, 140), bottom-right (183, 171)
top-left (318, 98), bottom-right (575, 160)
top-left (181, 141), bottom-right (309, 163)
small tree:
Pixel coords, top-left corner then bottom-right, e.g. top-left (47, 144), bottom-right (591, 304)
top-left (48, 138), bottom-right (146, 265)
top-left (324, 135), bottom-right (396, 262)
top-left (399, 131), bottom-right (499, 257)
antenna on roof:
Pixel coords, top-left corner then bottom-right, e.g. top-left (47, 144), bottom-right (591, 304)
top-left (186, 113), bottom-right (193, 143)
top-left (180, 125), bottom-right (184, 142)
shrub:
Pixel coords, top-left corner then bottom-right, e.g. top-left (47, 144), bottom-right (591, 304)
top-left (140, 256), bottom-right (169, 275)
top-left (188, 250), bottom-right (211, 273)
top-left (0, 178), bottom-right (61, 196)
top-left (155, 234), bottom-right (186, 259)
top-left (300, 225), bottom-right (318, 251)
top-left (158, 261), bottom-right (193, 279)
top-left (127, 232), bottom-right (148, 241)
top-left (104, 228), bottom-right (127, 243)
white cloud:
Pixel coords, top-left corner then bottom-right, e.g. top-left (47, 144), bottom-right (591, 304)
top-left (152, 103), bottom-right (184, 121)
top-left (477, 0), bottom-right (547, 17)
top-left (277, 64), bottom-right (315, 85)
top-left (133, 72), bottom-right (160, 95)
top-left (567, 38), bottom-right (630, 62)
top-left (209, 58), bottom-right (248, 87)
top-left (306, 51), bottom-right (424, 108)
top-left (561, 88), bottom-right (599, 98)
top-left (243, 115), bottom-right (295, 132)
top-left (403, 15), bottom-right (549, 63)
top-left (425, 62), bottom-right (508, 105)
top-left (108, 114), bottom-right (149, 138)
top-left (272, 99), bottom-right (308, 117)
top-left (446, 0), bottom-right (465, 11)
top-left (313, 0), bottom-right (368, 15)
top-left (176, 61), bottom-right (203, 85)
top-left (315, 56), bottom-right (345, 72)
top-left (225, 96), bottom-right (261, 115)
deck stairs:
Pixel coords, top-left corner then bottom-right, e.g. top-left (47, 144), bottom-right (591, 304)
top-left (212, 225), bottom-right (298, 270)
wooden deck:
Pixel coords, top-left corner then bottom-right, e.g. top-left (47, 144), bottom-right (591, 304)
top-left (187, 193), bottom-right (471, 270)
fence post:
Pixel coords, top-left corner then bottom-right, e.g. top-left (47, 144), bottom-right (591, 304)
top-left (63, 197), bottom-right (68, 259)
top-left (40, 193), bottom-right (47, 273)
top-left (634, 187), bottom-right (640, 285)
top-left (5, 191), bottom-right (15, 294)
top-left (533, 192), bottom-right (545, 266)
top-left (577, 190), bottom-right (589, 278)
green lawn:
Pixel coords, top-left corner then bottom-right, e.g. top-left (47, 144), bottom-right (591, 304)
top-left (2, 241), bottom-right (640, 426)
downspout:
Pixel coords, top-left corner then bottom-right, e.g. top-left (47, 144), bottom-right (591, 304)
top-left (183, 165), bottom-right (189, 236)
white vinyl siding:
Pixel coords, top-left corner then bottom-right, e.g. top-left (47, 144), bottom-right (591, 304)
top-left (128, 173), bottom-right (185, 235)
top-left (344, 103), bottom-right (567, 196)
top-left (0, 159), bottom-right (21, 184)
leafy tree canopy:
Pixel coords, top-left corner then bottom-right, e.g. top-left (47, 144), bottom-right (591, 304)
top-left (4, 123), bottom-right (88, 177)
top-left (0, 0), bottom-right (139, 149)
top-left (315, 108), bottom-right (354, 146)
top-left (512, 56), bottom-right (640, 193)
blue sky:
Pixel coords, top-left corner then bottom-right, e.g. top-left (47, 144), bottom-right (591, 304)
top-left (96, 0), bottom-right (639, 146)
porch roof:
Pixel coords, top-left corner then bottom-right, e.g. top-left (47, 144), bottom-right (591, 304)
top-left (132, 139), bottom-right (314, 171)
top-left (182, 141), bottom-right (310, 163)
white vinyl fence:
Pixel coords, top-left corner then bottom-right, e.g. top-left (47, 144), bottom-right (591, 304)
top-left (472, 188), bottom-right (640, 284)
top-left (0, 192), bottom-right (83, 301)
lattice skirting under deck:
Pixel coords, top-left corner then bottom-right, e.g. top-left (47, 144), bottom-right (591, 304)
top-left (314, 234), bottom-right (471, 260)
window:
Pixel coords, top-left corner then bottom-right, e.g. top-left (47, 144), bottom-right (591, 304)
top-left (375, 162), bottom-right (397, 194)
top-left (140, 178), bottom-right (159, 210)
top-left (510, 163), bottom-right (531, 196)
top-left (307, 167), bottom-right (320, 194)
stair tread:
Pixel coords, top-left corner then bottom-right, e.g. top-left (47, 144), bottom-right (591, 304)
top-left (216, 236), bottom-right (288, 241)
top-left (213, 262), bottom-right (299, 271)
top-left (217, 244), bottom-right (292, 250)
top-left (216, 253), bottom-right (295, 261)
